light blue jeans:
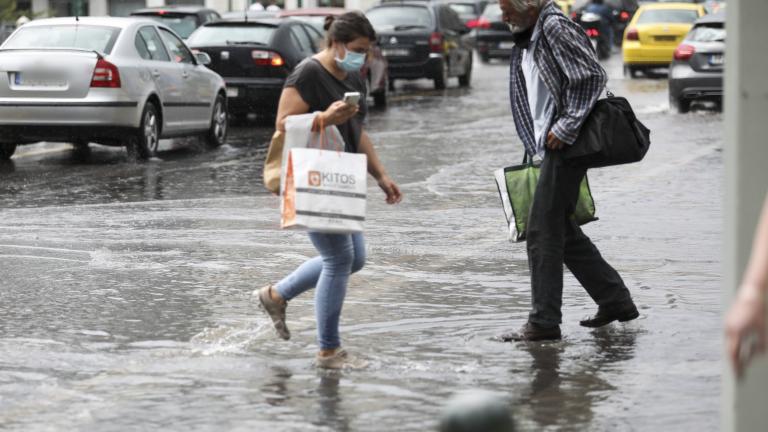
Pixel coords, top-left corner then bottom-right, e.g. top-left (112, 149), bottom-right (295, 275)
top-left (275, 232), bottom-right (366, 350)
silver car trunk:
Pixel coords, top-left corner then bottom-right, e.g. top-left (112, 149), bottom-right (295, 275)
top-left (0, 50), bottom-right (100, 99)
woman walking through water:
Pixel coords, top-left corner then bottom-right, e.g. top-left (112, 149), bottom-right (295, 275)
top-left (256, 11), bottom-right (402, 369)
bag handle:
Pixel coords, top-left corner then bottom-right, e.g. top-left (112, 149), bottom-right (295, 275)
top-left (312, 114), bottom-right (344, 153)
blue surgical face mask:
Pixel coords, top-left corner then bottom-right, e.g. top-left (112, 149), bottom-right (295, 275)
top-left (335, 46), bottom-right (366, 72)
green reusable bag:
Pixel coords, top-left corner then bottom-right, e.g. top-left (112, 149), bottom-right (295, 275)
top-left (493, 159), bottom-right (597, 242)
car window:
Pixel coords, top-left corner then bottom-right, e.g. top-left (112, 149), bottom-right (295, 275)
top-left (290, 25), bottom-right (313, 55)
top-left (4, 25), bottom-right (120, 54)
top-left (636, 8), bottom-right (700, 24)
top-left (186, 25), bottom-right (276, 46)
top-left (366, 6), bottom-right (434, 31)
top-left (302, 24), bottom-right (324, 52)
top-left (448, 3), bottom-right (476, 15)
top-left (159, 28), bottom-right (195, 64)
top-left (688, 23), bottom-right (725, 42)
top-left (137, 26), bottom-right (171, 61)
top-left (140, 14), bottom-right (199, 39)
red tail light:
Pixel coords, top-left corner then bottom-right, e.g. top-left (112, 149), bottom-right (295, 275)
top-left (586, 28), bottom-right (599, 38)
top-left (429, 32), bottom-right (444, 53)
top-left (90, 58), bottom-right (121, 88)
top-left (619, 11), bottom-right (630, 22)
top-left (467, 17), bottom-right (490, 29)
top-left (626, 28), bottom-right (639, 41)
top-left (673, 44), bottom-right (695, 61)
top-left (252, 50), bottom-right (284, 67)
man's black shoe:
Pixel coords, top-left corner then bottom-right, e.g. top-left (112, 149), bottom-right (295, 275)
top-left (579, 301), bottom-right (639, 328)
top-left (497, 322), bottom-right (561, 342)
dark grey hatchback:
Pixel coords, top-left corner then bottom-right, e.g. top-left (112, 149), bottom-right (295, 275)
top-left (367, 1), bottom-right (473, 90)
top-left (668, 11), bottom-right (725, 113)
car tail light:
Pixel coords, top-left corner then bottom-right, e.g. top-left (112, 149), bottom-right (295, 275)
top-left (586, 28), bottom-right (599, 38)
top-left (252, 50), bottom-right (284, 67)
top-left (571, 11), bottom-right (578, 20)
top-left (673, 43), bottom-right (695, 61)
top-left (467, 17), bottom-right (490, 29)
top-left (619, 11), bottom-right (630, 22)
top-left (429, 32), bottom-right (444, 53)
top-left (626, 28), bottom-right (639, 41)
top-left (90, 58), bottom-right (121, 88)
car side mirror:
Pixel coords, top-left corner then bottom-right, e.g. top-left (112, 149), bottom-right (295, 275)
top-left (195, 52), bottom-right (212, 66)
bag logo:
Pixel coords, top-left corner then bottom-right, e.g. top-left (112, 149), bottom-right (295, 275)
top-left (308, 171), bottom-right (322, 187)
top-left (307, 170), bottom-right (356, 189)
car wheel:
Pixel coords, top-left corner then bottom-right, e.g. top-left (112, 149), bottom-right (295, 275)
top-left (0, 143), bottom-right (17, 161)
top-left (434, 59), bottom-right (448, 90)
top-left (127, 102), bottom-right (160, 161)
top-left (676, 98), bottom-right (691, 114)
top-left (458, 58), bottom-right (472, 87)
top-left (72, 140), bottom-right (91, 161)
top-left (479, 52), bottom-right (490, 64)
top-left (388, 78), bottom-right (395, 92)
top-left (205, 95), bottom-right (228, 149)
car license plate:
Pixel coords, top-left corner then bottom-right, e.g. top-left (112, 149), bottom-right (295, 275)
top-left (382, 48), bottom-right (410, 57)
top-left (654, 35), bottom-right (677, 42)
top-left (709, 54), bottom-right (724, 66)
top-left (226, 87), bottom-right (239, 98)
top-left (12, 72), bottom-right (67, 88)
top-left (498, 42), bottom-right (516, 49)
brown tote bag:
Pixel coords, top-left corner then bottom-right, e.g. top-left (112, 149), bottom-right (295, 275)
top-left (263, 130), bottom-right (285, 194)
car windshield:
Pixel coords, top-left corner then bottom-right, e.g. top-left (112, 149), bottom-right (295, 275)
top-left (143, 15), bottom-right (199, 39)
top-left (688, 23), bottom-right (725, 42)
top-left (187, 25), bottom-right (275, 46)
top-left (481, 4), bottom-right (502, 20)
top-left (366, 6), bottom-right (433, 31)
top-left (636, 9), bottom-right (700, 24)
top-left (3, 25), bottom-right (120, 53)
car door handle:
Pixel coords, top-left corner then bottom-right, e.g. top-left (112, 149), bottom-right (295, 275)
top-left (151, 70), bottom-right (161, 77)
top-left (182, 71), bottom-right (190, 79)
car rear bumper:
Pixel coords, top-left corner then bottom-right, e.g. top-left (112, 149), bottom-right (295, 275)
top-left (623, 42), bottom-right (675, 65)
top-left (223, 78), bottom-right (283, 114)
top-left (669, 73), bottom-right (723, 101)
top-left (0, 100), bottom-right (141, 127)
top-left (387, 56), bottom-right (443, 80)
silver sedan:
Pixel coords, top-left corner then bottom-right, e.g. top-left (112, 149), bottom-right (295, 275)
top-left (0, 17), bottom-right (228, 161)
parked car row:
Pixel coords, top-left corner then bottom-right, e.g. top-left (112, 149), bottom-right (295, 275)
top-left (0, 2), bottom-right (476, 161)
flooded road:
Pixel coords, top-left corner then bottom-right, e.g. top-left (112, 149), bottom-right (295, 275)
top-left (0, 54), bottom-right (722, 431)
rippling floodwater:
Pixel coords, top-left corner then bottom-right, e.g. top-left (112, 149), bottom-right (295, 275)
top-left (0, 55), bottom-right (722, 431)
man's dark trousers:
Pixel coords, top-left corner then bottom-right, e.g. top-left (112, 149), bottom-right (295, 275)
top-left (526, 150), bottom-right (632, 327)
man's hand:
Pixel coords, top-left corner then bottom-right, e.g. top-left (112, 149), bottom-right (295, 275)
top-left (546, 131), bottom-right (565, 150)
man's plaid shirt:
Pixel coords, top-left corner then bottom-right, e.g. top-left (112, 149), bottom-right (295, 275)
top-left (509, 1), bottom-right (607, 157)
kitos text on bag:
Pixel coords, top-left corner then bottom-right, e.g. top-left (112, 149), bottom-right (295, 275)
top-left (307, 170), bottom-right (357, 189)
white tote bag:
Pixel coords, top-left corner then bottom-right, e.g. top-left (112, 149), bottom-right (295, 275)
top-left (281, 147), bottom-right (367, 233)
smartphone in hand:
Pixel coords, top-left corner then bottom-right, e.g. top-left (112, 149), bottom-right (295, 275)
top-left (343, 91), bottom-right (361, 106)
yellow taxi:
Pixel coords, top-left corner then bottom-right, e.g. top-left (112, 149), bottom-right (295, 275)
top-left (622, 2), bottom-right (706, 77)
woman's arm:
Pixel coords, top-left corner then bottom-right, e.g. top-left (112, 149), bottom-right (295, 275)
top-left (358, 130), bottom-right (402, 204)
top-left (726, 193), bottom-right (768, 377)
top-left (276, 87), bottom-right (358, 132)
top-left (275, 87), bottom-right (310, 132)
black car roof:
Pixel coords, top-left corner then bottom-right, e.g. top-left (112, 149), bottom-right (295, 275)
top-left (131, 6), bottom-right (218, 14)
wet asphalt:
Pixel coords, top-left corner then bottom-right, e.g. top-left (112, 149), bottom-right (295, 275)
top-left (0, 53), bottom-right (723, 431)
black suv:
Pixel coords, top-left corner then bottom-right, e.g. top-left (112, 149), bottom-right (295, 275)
top-left (130, 6), bottom-right (221, 39)
top-left (367, 1), bottom-right (473, 90)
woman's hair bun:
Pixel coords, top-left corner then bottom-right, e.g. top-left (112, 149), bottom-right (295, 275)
top-left (324, 15), bottom-right (336, 32)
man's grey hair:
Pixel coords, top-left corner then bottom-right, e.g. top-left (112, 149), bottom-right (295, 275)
top-left (505, 0), bottom-right (547, 13)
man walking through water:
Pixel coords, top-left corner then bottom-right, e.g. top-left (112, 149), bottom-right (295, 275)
top-left (498, 0), bottom-right (639, 341)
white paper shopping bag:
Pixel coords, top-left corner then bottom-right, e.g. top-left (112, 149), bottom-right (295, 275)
top-left (280, 113), bottom-right (345, 195)
top-left (281, 147), bottom-right (367, 233)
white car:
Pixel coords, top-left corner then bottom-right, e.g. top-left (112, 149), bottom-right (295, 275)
top-left (0, 17), bottom-right (228, 160)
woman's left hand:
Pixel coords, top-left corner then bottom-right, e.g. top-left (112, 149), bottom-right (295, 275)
top-left (377, 175), bottom-right (402, 204)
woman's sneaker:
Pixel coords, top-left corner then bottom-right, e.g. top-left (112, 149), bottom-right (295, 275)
top-left (315, 348), bottom-right (368, 370)
top-left (255, 285), bottom-right (290, 340)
